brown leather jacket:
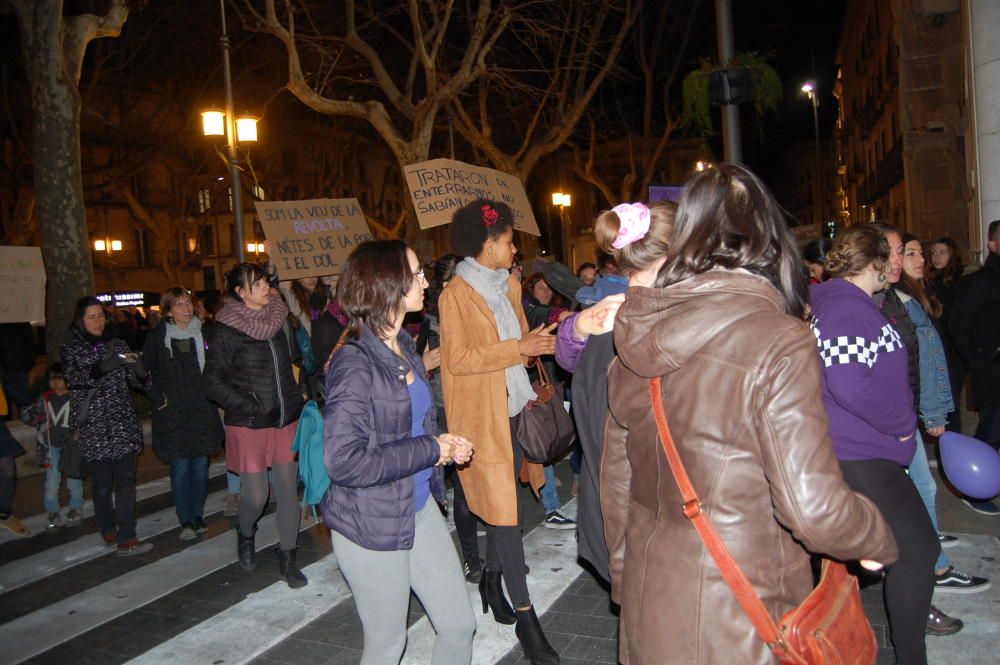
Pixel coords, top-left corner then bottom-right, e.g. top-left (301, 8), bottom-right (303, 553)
top-left (602, 270), bottom-right (898, 665)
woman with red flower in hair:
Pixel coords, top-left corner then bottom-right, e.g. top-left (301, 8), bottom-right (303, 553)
top-left (440, 199), bottom-right (561, 664)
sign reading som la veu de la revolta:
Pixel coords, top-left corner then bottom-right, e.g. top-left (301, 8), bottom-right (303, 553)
top-left (254, 198), bottom-right (374, 280)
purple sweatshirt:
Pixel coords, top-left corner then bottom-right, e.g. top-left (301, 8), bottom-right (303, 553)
top-left (809, 279), bottom-right (917, 466)
top-left (555, 313), bottom-right (589, 372)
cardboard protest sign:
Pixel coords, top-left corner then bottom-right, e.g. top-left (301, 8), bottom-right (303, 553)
top-left (255, 198), bottom-right (373, 280)
top-left (0, 246), bottom-right (46, 324)
top-left (404, 158), bottom-right (541, 235)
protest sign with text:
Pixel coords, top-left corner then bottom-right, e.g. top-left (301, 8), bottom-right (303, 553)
top-left (255, 198), bottom-right (373, 280)
top-left (0, 246), bottom-right (46, 324)
top-left (404, 158), bottom-right (540, 235)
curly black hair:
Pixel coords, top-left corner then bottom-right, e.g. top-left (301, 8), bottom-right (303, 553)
top-left (448, 199), bottom-right (514, 258)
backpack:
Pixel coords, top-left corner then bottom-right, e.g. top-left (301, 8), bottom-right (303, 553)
top-left (292, 400), bottom-right (327, 520)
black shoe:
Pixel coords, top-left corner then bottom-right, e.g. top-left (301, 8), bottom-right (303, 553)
top-left (478, 569), bottom-right (516, 624)
top-left (277, 548), bottom-right (308, 589)
top-left (194, 517), bottom-right (209, 533)
top-left (236, 526), bottom-right (256, 571)
top-left (926, 604), bottom-right (963, 636)
top-left (464, 556), bottom-right (483, 584)
top-left (515, 606), bottom-right (560, 664)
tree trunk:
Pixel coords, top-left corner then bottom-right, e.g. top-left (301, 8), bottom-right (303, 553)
top-left (12, 0), bottom-right (127, 360)
top-left (21, 17), bottom-right (95, 361)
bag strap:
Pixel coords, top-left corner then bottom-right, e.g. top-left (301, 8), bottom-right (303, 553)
top-left (532, 356), bottom-right (552, 387)
top-left (648, 377), bottom-right (794, 660)
top-left (322, 329), bottom-right (351, 375)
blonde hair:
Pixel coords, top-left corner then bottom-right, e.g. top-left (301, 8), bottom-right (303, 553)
top-left (594, 201), bottom-right (676, 276)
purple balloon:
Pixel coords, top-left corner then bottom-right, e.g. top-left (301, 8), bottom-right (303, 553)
top-left (939, 432), bottom-right (1000, 500)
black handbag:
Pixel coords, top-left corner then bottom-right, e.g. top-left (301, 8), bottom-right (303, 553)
top-left (513, 359), bottom-right (576, 463)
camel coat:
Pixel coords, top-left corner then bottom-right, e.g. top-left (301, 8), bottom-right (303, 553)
top-left (439, 274), bottom-right (545, 527)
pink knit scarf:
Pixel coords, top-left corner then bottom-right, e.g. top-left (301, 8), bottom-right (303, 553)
top-left (216, 295), bottom-right (289, 340)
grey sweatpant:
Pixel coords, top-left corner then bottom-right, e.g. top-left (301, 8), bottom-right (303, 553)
top-left (332, 501), bottom-right (476, 665)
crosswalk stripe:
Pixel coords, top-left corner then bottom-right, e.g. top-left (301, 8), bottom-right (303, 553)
top-left (0, 511), bottom-right (285, 664)
top-left (124, 553), bottom-right (351, 664)
top-left (0, 461), bottom-right (227, 545)
top-left (400, 499), bottom-right (579, 665)
top-left (126, 503), bottom-right (464, 665)
top-left (0, 488), bottom-right (229, 594)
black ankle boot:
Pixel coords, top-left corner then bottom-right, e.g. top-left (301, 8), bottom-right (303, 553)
top-left (478, 569), bottom-right (516, 624)
top-left (515, 606), bottom-right (560, 664)
top-left (277, 548), bottom-right (308, 589)
top-left (464, 555), bottom-right (484, 584)
top-left (236, 526), bottom-right (256, 571)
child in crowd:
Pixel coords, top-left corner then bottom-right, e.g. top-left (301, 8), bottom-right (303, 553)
top-left (22, 363), bottom-right (83, 528)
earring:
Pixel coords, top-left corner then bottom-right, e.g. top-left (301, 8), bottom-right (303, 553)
top-left (877, 269), bottom-right (887, 283)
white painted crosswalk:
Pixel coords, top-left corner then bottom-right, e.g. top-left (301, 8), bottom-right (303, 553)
top-left (0, 452), bottom-right (592, 665)
top-left (0, 461), bottom-right (227, 546)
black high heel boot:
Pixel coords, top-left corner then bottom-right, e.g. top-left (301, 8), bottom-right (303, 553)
top-left (277, 547), bottom-right (308, 589)
top-left (478, 569), bottom-right (516, 624)
top-left (236, 525), bottom-right (256, 571)
top-left (515, 606), bottom-right (560, 664)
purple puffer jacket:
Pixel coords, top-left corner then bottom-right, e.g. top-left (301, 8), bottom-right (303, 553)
top-left (320, 327), bottom-right (444, 551)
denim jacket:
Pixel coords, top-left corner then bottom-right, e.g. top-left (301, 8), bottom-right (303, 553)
top-left (899, 291), bottom-right (954, 428)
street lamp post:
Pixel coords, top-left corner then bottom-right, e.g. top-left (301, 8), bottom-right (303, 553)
top-left (200, 0), bottom-right (261, 264)
top-left (551, 192), bottom-right (571, 262)
top-left (802, 82), bottom-right (822, 229)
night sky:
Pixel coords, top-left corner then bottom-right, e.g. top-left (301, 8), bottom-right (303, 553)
top-left (725, 0), bottom-right (847, 181)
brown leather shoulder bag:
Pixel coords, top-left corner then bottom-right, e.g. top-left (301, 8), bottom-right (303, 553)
top-left (648, 377), bottom-right (877, 665)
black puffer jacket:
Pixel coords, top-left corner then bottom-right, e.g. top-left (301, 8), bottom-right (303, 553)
top-left (143, 321), bottom-right (223, 461)
top-left (202, 322), bottom-right (304, 428)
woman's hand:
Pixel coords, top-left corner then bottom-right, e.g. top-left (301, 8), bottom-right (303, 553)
top-left (442, 433), bottom-right (474, 465)
top-left (574, 294), bottom-right (625, 339)
top-left (422, 346), bottom-right (441, 372)
top-left (926, 425), bottom-right (945, 437)
top-left (518, 323), bottom-right (557, 357)
top-left (557, 309), bottom-right (573, 323)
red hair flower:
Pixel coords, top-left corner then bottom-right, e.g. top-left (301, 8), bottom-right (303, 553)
top-left (481, 204), bottom-right (499, 227)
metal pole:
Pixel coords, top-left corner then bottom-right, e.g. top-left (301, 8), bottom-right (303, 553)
top-left (715, 0), bottom-right (742, 164)
top-left (220, 0), bottom-right (246, 263)
top-left (811, 95), bottom-right (822, 228)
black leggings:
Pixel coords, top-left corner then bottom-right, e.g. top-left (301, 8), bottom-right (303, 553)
top-left (484, 425), bottom-right (530, 608)
top-left (840, 459), bottom-right (939, 665)
top-left (448, 466), bottom-right (480, 563)
top-left (0, 456), bottom-right (15, 517)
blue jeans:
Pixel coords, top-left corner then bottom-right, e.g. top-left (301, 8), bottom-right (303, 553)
top-left (44, 447), bottom-right (84, 513)
top-left (541, 465), bottom-right (560, 514)
top-left (907, 432), bottom-right (948, 571)
top-left (170, 456), bottom-right (210, 525)
top-left (227, 470), bottom-right (241, 494)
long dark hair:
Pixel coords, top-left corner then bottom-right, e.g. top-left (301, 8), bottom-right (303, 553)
top-left (290, 278), bottom-right (330, 316)
top-left (928, 237), bottom-right (964, 285)
top-left (654, 163), bottom-right (809, 319)
top-left (899, 232), bottom-right (942, 318)
top-left (336, 240), bottom-right (413, 339)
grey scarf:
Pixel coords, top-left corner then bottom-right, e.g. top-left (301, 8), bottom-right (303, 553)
top-left (455, 258), bottom-right (536, 416)
top-left (164, 317), bottom-right (206, 370)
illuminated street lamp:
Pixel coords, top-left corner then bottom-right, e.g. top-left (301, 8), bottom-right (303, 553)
top-left (94, 238), bottom-right (122, 253)
top-left (801, 81), bottom-right (822, 228)
top-left (246, 241), bottom-right (266, 255)
top-left (551, 192), bottom-right (571, 207)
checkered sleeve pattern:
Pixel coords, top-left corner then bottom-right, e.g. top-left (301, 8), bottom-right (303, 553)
top-left (809, 317), bottom-right (904, 369)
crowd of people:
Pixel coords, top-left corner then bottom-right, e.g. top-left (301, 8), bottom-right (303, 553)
top-left (0, 162), bottom-right (997, 665)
